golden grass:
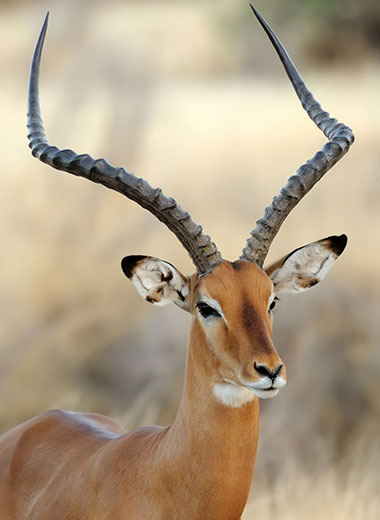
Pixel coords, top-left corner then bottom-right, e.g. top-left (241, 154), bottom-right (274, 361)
top-left (244, 424), bottom-right (380, 519)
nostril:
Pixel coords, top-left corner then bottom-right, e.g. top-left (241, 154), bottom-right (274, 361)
top-left (254, 363), bottom-right (271, 378)
top-left (254, 362), bottom-right (283, 379)
top-left (273, 363), bottom-right (283, 378)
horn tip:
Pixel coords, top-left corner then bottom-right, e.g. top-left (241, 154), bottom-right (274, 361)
top-left (249, 3), bottom-right (263, 23)
top-left (42, 12), bottom-right (50, 31)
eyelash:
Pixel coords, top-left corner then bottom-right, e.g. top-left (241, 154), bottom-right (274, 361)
top-left (196, 302), bottom-right (221, 319)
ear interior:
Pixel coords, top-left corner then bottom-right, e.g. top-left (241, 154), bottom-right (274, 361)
top-left (266, 234), bottom-right (347, 295)
top-left (121, 255), bottom-right (189, 308)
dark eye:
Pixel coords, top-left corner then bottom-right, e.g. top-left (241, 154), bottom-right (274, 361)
top-left (269, 298), bottom-right (278, 312)
top-left (197, 302), bottom-right (220, 319)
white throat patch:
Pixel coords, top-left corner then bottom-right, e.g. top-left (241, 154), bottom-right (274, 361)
top-left (213, 382), bottom-right (256, 408)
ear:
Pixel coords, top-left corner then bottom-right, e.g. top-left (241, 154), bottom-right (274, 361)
top-left (121, 255), bottom-right (190, 310)
top-left (265, 234), bottom-right (347, 295)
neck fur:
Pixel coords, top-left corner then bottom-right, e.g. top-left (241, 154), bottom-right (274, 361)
top-left (158, 318), bottom-right (260, 519)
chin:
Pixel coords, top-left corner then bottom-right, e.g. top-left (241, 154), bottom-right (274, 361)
top-left (252, 388), bottom-right (280, 399)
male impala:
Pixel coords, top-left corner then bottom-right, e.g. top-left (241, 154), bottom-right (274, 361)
top-left (0, 6), bottom-right (353, 520)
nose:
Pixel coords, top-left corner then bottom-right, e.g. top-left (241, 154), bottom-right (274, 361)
top-left (254, 362), bottom-right (283, 380)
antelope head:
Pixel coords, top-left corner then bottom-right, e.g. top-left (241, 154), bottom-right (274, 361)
top-left (27, 7), bottom-right (354, 408)
top-left (120, 232), bottom-right (347, 407)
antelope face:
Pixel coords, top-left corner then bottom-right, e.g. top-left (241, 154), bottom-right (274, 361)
top-left (122, 235), bottom-right (346, 408)
top-left (194, 261), bottom-right (286, 403)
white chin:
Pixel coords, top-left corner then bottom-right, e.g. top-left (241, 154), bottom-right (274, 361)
top-left (251, 388), bottom-right (280, 399)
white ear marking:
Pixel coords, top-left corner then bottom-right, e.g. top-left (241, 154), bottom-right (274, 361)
top-left (269, 235), bottom-right (346, 295)
top-left (124, 256), bottom-right (188, 307)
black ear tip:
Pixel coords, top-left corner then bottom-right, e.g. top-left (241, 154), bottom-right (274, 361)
top-left (121, 255), bottom-right (146, 278)
top-left (330, 234), bottom-right (348, 256)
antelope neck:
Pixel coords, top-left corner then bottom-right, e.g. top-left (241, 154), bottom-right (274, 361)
top-left (157, 318), bottom-right (260, 519)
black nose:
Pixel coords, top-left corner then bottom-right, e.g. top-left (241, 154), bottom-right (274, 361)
top-left (254, 362), bottom-right (283, 380)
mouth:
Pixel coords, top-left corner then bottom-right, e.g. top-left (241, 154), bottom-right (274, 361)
top-left (249, 386), bottom-right (280, 399)
top-left (244, 376), bottom-right (286, 400)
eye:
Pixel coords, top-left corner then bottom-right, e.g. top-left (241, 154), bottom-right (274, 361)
top-left (269, 297), bottom-right (278, 313)
top-left (197, 302), bottom-right (221, 319)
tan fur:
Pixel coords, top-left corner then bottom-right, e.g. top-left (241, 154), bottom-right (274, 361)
top-left (0, 241), bottom-right (344, 518)
top-left (18, 5), bottom-right (349, 514)
top-left (0, 262), bottom-right (283, 520)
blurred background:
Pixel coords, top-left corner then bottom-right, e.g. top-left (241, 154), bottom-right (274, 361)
top-left (1, 0), bottom-right (380, 517)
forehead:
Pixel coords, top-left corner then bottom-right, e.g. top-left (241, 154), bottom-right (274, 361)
top-left (196, 261), bottom-right (273, 303)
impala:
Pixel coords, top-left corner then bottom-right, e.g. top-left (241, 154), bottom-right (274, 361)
top-left (0, 6), bottom-right (354, 520)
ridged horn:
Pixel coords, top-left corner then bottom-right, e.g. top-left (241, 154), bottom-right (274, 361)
top-left (241, 5), bottom-right (354, 267)
top-left (27, 13), bottom-right (223, 274)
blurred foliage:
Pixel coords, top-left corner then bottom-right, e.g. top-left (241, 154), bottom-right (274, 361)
top-left (297, 0), bottom-right (380, 63)
top-left (214, 0), bottom-right (380, 66)
top-left (1, 0), bottom-right (379, 65)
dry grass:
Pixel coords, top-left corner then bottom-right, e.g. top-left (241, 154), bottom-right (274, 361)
top-left (244, 440), bottom-right (380, 520)
top-left (1, 0), bottom-right (380, 517)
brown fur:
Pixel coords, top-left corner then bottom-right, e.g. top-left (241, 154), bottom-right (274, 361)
top-left (0, 261), bottom-right (285, 520)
